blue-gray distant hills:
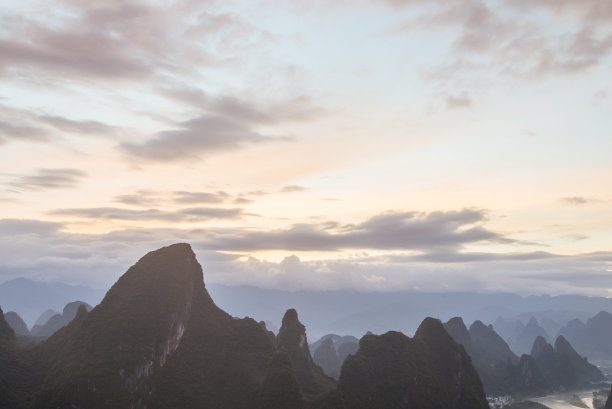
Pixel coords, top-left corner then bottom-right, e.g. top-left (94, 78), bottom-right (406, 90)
top-left (207, 285), bottom-right (612, 342)
top-left (0, 278), bottom-right (105, 327)
top-left (5, 276), bottom-right (612, 357)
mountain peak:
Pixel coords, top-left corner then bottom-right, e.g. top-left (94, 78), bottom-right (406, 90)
top-left (277, 308), bottom-right (335, 398)
top-left (530, 335), bottom-right (549, 359)
top-left (527, 316), bottom-right (540, 327)
top-left (282, 308), bottom-right (300, 325)
top-left (0, 307), bottom-right (16, 341)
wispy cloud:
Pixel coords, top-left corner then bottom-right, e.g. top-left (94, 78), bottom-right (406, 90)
top-left (173, 190), bottom-right (229, 204)
top-left (7, 168), bottom-right (87, 191)
top-left (280, 185), bottom-right (308, 193)
top-left (560, 196), bottom-right (598, 205)
top-left (197, 209), bottom-right (506, 252)
top-left (48, 206), bottom-right (243, 222)
top-left (120, 114), bottom-right (287, 162)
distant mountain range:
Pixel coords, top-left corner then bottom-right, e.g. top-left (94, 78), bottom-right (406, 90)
top-left (207, 285), bottom-right (612, 341)
top-left (5, 276), bottom-right (612, 343)
top-left (0, 278), bottom-right (105, 327)
top-left (444, 317), bottom-right (604, 396)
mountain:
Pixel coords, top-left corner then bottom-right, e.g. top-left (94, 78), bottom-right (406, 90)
top-left (445, 318), bottom-right (550, 396)
top-left (277, 308), bottom-right (335, 398)
top-left (32, 243), bottom-right (279, 409)
top-left (309, 334), bottom-right (359, 355)
top-left (558, 311), bottom-right (612, 360)
top-left (0, 307), bottom-right (16, 341)
top-left (509, 355), bottom-right (549, 395)
top-left (0, 307), bottom-right (43, 409)
top-left (331, 318), bottom-right (489, 409)
top-left (469, 320), bottom-right (519, 365)
top-left (33, 310), bottom-right (57, 327)
top-left (531, 335), bottom-right (603, 389)
top-left (512, 317), bottom-right (550, 355)
top-left (207, 285), bottom-right (612, 342)
top-left (0, 278), bottom-right (104, 327)
top-left (337, 341), bottom-right (358, 362)
top-left (313, 337), bottom-right (341, 379)
top-left (444, 317), bottom-right (474, 356)
top-left (258, 351), bottom-right (305, 409)
top-left (30, 301), bottom-right (92, 338)
top-left (4, 311), bottom-right (29, 336)
top-left (493, 317), bottom-right (525, 351)
top-left (310, 334), bottom-right (359, 379)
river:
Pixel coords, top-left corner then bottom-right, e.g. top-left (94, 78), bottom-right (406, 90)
top-left (530, 389), bottom-right (597, 409)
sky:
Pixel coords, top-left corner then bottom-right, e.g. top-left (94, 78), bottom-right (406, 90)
top-left (0, 0), bottom-right (611, 295)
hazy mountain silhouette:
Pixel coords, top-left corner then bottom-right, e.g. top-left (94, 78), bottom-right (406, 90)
top-left (208, 285), bottom-right (612, 341)
top-left (313, 337), bottom-right (341, 379)
top-left (33, 310), bottom-right (58, 328)
top-left (29, 301), bottom-right (92, 338)
top-left (0, 278), bottom-right (104, 327)
top-left (557, 311), bottom-right (612, 359)
top-left (5, 311), bottom-right (29, 336)
top-left (445, 318), bottom-right (540, 395)
top-left (511, 317), bottom-right (550, 355)
top-left (309, 333), bottom-right (359, 379)
top-left (531, 335), bottom-right (603, 389)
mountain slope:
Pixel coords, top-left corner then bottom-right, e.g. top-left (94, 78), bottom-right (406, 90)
top-left (34, 243), bottom-right (277, 409)
top-left (277, 309), bottom-right (336, 398)
top-left (5, 312), bottom-right (29, 336)
top-left (335, 318), bottom-right (488, 409)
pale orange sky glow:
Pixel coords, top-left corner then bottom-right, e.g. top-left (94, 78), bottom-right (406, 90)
top-left (0, 0), bottom-right (611, 295)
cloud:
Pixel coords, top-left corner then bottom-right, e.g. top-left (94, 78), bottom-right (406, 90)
top-left (280, 185), bottom-right (308, 193)
top-left (37, 115), bottom-right (118, 136)
top-left (7, 168), bottom-right (87, 191)
top-left (0, 215), bottom-right (607, 295)
top-left (446, 92), bottom-right (473, 109)
top-left (198, 209), bottom-right (505, 252)
top-left (173, 190), bottom-right (229, 204)
top-left (48, 206), bottom-right (243, 222)
top-left (0, 104), bottom-right (121, 146)
top-left (120, 114), bottom-right (285, 162)
top-left (0, 219), bottom-right (63, 235)
top-left (385, 0), bottom-right (612, 86)
top-left (564, 234), bottom-right (588, 241)
top-left (560, 196), bottom-right (598, 205)
top-left (0, 120), bottom-right (49, 145)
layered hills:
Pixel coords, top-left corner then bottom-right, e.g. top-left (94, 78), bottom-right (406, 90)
top-left (331, 318), bottom-right (489, 409)
top-left (0, 243), bottom-right (491, 409)
top-left (444, 317), bottom-right (603, 396)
